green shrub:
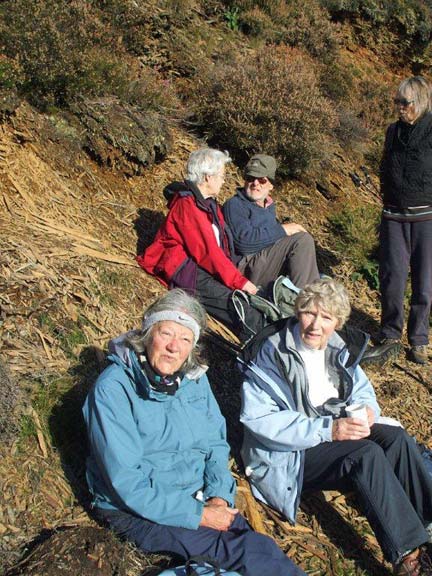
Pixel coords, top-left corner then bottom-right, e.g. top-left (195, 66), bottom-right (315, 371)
top-left (236, 0), bottom-right (336, 58)
top-left (0, 55), bottom-right (22, 90)
top-left (224, 6), bottom-right (241, 30)
top-left (328, 204), bottom-right (381, 288)
top-left (320, 0), bottom-right (432, 63)
top-left (320, 60), bottom-right (355, 103)
top-left (194, 45), bottom-right (337, 177)
top-left (239, 6), bottom-right (277, 40)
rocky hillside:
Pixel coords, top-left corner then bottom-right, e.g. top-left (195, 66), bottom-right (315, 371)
top-left (1, 1), bottom-right (432, 575)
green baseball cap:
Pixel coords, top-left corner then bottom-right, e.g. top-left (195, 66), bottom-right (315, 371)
top-left (244, 154), bottom-right (277, 181)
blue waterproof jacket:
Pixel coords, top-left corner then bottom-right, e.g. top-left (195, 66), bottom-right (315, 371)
top-left (239, 318), bottom-right (380, 524)
top-left (83, 336), bottom-right (236, 530)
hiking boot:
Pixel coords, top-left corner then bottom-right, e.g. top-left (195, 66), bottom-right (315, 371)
top-left (394, 549), bottom-right (420, 576)
top-left (409, 345), bottom-right (428, 365)
top-left (360, 338), bottom-right (401, 367)
top-left (419, 549), bottom-right (432, 575)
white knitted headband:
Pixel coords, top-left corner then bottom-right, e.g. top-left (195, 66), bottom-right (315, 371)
top-left (142, 310), bottom-right (201, 344)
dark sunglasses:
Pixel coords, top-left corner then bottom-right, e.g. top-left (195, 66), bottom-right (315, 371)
top-left (394, 97), bottom-right (414, 107)
top-left (246, 175), bottom-right (269, 184)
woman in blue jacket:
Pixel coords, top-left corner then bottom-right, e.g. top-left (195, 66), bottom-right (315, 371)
top-left (240, 278), bottom-right (432, 576)
top-left (83, 289), bottom-right (304, 576)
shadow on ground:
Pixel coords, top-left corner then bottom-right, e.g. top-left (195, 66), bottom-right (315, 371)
top-left (301, 492), bottom-right (391, 575)
top-left (49, 346), bottom-right (106, 510)
top-left (134, 208), bottom-right (165, 256)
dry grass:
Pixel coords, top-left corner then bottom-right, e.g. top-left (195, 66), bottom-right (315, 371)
top-left (1, 99), bottom-right (432, 576)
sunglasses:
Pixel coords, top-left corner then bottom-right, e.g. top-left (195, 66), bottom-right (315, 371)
top-left (394, 97), bottom-right (414, 107)
top-left (246, 176), bottom-right (269, 184)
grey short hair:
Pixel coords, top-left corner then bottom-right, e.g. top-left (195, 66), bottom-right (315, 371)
top-left (397, 76), bottom-right (432, 119)
top-left (186, 148), bottom-right (231, 185)
top-left (127, 289), bottom-right (207, 371)
top-left (294, 278), bottom-right (351, 329)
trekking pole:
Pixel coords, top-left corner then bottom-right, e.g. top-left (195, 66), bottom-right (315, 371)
top-left (349, 169), bottom-right (382, 203)
top-left (360, 165), bottom-right (382, 201)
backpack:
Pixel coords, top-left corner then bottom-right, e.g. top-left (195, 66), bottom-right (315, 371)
top-left (230, 275), bottom-right (300, 339)
top-left (158, 556), bottom-right (241, 575)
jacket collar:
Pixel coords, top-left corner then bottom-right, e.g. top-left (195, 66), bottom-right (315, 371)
top-left (241, 316), bottom-right (369, 369)
top-left (107, 331), bottom-right (208, 400)
top-left (164, 180), bottom-right (212, 212)
top-left (235, 186), bottom-right (274, 207)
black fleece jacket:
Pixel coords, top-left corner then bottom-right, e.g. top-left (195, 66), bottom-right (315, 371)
top-left (380, 112), bottom-right (432, 208)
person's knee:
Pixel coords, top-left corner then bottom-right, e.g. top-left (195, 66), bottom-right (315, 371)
top-left (242, 531), bottom-right (286, 562)
top-left (386, 426), bottom-right (416, 452)
top-left (378, 425), bottom-right (411, 446)
top-left (342, 440), bottom-right (386, 473)
top-left (294, 231), bottom-right (314, 248)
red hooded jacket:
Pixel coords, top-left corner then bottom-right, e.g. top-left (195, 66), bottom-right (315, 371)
top-left (137, 181), bottom-right (249, 291)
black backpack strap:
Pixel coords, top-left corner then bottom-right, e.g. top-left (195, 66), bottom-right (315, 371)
top-left (185, 556), bottom-right (221, 575)
top-left (240, 317), bottom-right (287, 364)
top-left (336, 324), bottom-right (370, 368)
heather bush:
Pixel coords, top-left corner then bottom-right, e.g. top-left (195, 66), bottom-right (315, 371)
top-left (232, 0), bottom-right (337, 58)
top-left (0, 55), bottom-right (22, 91)
top-left (98, 0), bottom-right (196, 57)
top-left (239, 7), bottom-right (276, 40)
top-left (364, 134), bottom-right (386, 173)
top-left (119, 69), bottom-right (180, 115)
top-left (273, 0), bottom-right (337, 58)
top-left (194, 46), bottom-right (337, 177)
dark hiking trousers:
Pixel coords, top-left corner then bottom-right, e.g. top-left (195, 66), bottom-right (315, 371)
top-left (379, 218), bottom-right (432, 345)
top-left (303, 424), bottom-right (432, 564)
top-left (238, 232), bottom-right (320, 290)
top-left (195, 268), bottom-right (265, 341)
top-left (94, 508), bottom-right (306, 576)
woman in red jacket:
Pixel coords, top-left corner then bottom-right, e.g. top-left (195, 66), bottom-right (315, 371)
top-left (137, 148), bottom-right (263, 340)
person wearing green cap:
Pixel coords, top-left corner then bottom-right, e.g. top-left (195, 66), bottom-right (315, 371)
top-left (224, 154), bottom-right (320, 290)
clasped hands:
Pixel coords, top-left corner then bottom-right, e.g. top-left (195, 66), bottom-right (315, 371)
top-left (199, 497), bottom-right (239, 531)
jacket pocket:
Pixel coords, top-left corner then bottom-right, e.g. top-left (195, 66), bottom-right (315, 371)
top-left (244, 447), bottom-right (300, 522)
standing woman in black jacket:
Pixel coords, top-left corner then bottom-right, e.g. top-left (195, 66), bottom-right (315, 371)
top-left (379, 75), bottom-right (432, 364)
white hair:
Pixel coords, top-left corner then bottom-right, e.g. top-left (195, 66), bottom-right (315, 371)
top-left (186, 148), bottom-right (231, 184)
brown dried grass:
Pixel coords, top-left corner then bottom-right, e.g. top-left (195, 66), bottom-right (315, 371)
top-left (1, 101), bottom-right (432, 576)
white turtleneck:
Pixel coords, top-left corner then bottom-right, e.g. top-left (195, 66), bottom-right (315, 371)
top-left (293, 324), bottom-right (339, 408)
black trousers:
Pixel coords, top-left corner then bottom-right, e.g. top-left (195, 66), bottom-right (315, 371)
top-left (195, 268), bottom-right (265, 341)
top-left (303, 424), bottom-right (432, 564)
top-left (379, 218), bottom-right (432, 345)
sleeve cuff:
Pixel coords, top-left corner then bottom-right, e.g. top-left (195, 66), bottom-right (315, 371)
top-left (320, 417), bottom-right (333, 442)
